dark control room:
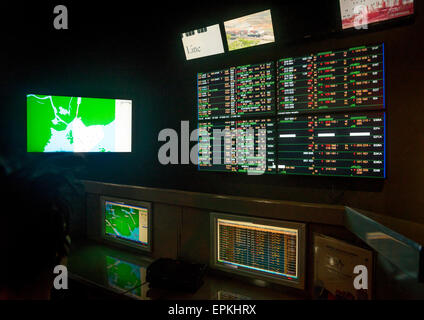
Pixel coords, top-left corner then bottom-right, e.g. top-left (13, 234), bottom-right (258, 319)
top-left (1, 0), bottom-right (424, 311)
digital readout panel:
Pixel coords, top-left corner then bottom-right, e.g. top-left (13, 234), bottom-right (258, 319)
top-left (277, 44), bottom-right (384, 115)
top-left (198, 62), bottom-right (275, 120)
top-left (277, 112), bottom-right (385, 178)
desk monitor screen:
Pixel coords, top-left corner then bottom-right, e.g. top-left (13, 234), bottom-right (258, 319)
top-left (198, 62), bottom-right (275, 121)
top-left (210, 213), bottom-right (305, 289)
top-left (102, 197), bottom-right (152, 252)
top-left (27, 94), bottom-right (132, 152)
top-left (277, 44), bottom-right (385, 115)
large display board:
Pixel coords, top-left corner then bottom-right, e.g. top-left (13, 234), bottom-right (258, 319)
top-left (339, 0), bottom-right (414, 30)
top-left (197, 44), bottom-right (386, 178)
top-left (277, 44), bottom-right (385, 115)
top-left (198, 118), bottom-right (276, 174)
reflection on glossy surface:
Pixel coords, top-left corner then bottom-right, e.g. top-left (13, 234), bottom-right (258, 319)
top-left (69, 242), bottom-right (305, 300)
top-left (217, 290), bottom-right (251, 300)
top-left (68, 242), bottom-right (152, 299)
top-left (106, 256), bottom-right (147, 299)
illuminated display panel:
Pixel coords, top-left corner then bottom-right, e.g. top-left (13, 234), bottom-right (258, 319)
top-left (277, 44), bottom-right (385, 115)
top-left (277, 112), bottom-right (385, 178)
top-left (218, 219), bottom-right (298, 278)
top-left (340, 0), bottom-right (414, 30)
top-left (102, 197), bottom-right (152, 252)
top-left (210, 213), bottom-right (306, 289)
top-left (197, 44), bottom-right (387, 179)
top-left (198, 118), bottom-right (276, 174)
top-left (198, 62), bottom-right (275, 121)
top-left (27, 94), bottom-right (132, 153)
top-left (104, 201), bottom-right (148, 245)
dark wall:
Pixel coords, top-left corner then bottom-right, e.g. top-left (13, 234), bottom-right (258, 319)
top-left (2, 1), bottom-right (424, 223)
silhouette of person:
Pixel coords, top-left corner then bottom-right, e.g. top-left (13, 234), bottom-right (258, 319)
top-left (0, 158), bottom-right (78, 299)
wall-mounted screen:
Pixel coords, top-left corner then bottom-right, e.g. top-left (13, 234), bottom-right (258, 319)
top-left (224, 10), bottom-right (275, 51)
top-left (277, 112), bottom-right (386, 178)
top-left (340, 0), bottom-right (414, 30)
top-left (182, 24), bottom-right (225, 60)
top-left (198, 118), bottom-right (276, 174)
top-left (277, 44), bottom-right (385, 115)
top-left (198, 62), bottom-right (275, 121)
top-left (197, 44), bottom-right (386, 179)
top-left (27, 94), bottom-right (132, 153)
top-left (210, 212), bottom-right (306, 289)
top-left (102, 197), bottom-right (152, 252)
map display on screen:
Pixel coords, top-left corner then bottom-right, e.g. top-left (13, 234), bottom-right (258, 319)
top-left (27, 94), bottom-right (132, 152)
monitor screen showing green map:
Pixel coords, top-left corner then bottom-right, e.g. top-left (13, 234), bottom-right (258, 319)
top-left (27, 94), bottom-right (132, 152)
top-left (104, 200), bottom-right (149, 246)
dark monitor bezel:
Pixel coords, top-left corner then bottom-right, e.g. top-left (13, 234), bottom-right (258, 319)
top-left (101, 196), bottom-right (153, 253)
top-left (210, 212), bottom-right (306, 290)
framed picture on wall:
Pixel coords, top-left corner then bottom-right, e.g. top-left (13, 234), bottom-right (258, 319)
top-left (313, 234), bottom-right (373, 300)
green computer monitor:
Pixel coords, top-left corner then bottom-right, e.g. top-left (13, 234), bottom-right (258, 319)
top-left (224, 9), bottom-right (275, 51)
top-left (101, 196), bottom-right (152, 253)
top-left (27, 94), bottom-right (132, 152)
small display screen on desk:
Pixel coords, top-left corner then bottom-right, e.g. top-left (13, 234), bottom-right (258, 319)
top-left (101, 196), bottom-right (152, 252)
top-left (210, 213), bottom-right (306, 289)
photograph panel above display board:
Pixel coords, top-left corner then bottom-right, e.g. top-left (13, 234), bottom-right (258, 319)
top-left (339, 0), bottom-right (414, 30)
top-left (224, 10), bottom-right (275, 51)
